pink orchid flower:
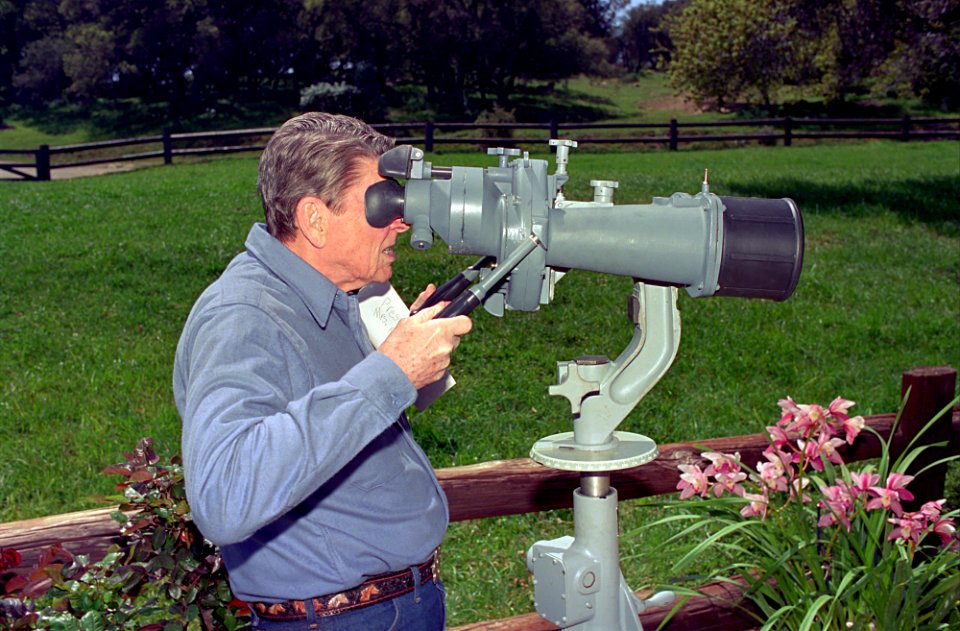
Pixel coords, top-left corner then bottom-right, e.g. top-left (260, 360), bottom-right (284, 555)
top-left (888, 514), bottom-right (926, 545)
top-left (932, 517), bottom-right (957, 547)
top-left (790, 477), bottom-right (812, 503)
top-left (777, 396), bottom-right (802, 426)
top-left (867, 473), bottom-right (915, 516)
top-left (838, 414), bottom-right (865, 444)
top-left (819, 484), bottom-right (855, 530)
top-left (766, 425), bottom-right (791, 448)
top-left (848, 471), bottom-right (880, 498)
top-left (702, 451), bottom-right (742, 477)
top-left (827, 396), bottom-right (856, 421)
top-left (740, 492), bottom-right (769, 520)
top-left (756, 459), bottom-right (788, 493)
top-left (919, 499), bottom-right (945, 522)
top-left (713, 471), bottom-right (748, 497)
top-left (677, 464), bottom-right (711, 499)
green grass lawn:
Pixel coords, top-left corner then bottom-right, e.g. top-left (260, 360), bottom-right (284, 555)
top-left (1, 140), bottom-right (958, 625)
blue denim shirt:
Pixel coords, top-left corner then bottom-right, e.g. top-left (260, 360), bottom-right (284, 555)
top-left (173, 223), bottom-right (448, 603)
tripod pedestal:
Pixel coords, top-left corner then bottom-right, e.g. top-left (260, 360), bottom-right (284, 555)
top-left (528, 436), bottom-right (671, 630)
top-left (527, 283), bottom-right (680, 629)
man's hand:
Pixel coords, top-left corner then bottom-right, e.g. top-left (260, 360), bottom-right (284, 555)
top-left (378, 301), bottom-right (472, 390)
top-left (409, 283), bottom-right (436, 313)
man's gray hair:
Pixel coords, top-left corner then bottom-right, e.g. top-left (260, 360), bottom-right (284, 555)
top-left (258, 112), bottom-right (395, 241)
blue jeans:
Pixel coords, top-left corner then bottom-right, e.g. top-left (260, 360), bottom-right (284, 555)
top-left (250, 576), bottom-right (446, 631)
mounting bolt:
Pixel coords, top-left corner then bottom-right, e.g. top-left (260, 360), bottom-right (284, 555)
top-left (487, 147), bottom-right (521, 167)
top-left (590, 179), bottom-right (619, 204)
top-left (549, 138), bottom-right (578, 175)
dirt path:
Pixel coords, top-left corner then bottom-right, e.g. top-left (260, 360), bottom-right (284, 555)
top-left (0, 160), bottom-right (141, 180)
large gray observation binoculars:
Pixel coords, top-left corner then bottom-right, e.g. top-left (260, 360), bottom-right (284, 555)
top-left (366, 141), bottom-right (805, 630)
top-left (365, 142), bottom-right (803, 316)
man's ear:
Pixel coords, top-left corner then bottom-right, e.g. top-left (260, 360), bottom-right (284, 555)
top-left (296, 197), bottom-right (328, 249)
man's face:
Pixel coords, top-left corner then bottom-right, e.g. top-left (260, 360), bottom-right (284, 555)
top-left (323, 157), bottom-right (409, 292)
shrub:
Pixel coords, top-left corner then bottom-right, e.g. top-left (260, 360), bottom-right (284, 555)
top-left (299, 81), bottom-right (361, 114)
top-left (0, 439), bottom-right (247, 631)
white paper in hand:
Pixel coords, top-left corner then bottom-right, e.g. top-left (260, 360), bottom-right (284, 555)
top-left (357, 282), bottom-right (456, 411)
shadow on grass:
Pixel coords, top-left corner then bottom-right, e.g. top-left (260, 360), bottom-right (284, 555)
top-left (728, 175), bottom-right (960, 236)
top-left (11, 97), bottom-right (299, 139)
top-left (730, 99), bottom-right (912, 120)
top-left (506, 83), bottom-right (618, 123)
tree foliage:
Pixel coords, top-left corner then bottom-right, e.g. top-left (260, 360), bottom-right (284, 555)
top-left (4, 0), bottom-right (620, 120)
top-left (614, 0), bottom-right (685, 73)
top-left (663, 0), bottom-right (960, 111)
top-left (663, 0), bottom-right (796, 110)
top-left (2, 0), bottom-right (957, 122)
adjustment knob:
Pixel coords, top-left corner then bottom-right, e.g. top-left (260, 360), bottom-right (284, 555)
top-left (487, 147), bottom-right (522, 167)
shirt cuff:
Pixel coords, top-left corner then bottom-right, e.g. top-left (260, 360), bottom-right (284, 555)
top-left (344, 351), bottom-right (418, 417)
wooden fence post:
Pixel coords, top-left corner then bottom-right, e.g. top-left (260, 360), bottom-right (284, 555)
top-left (549, 120), bottom-right (559, 140)
top-left (669, 119), bottom-right (678, 151)
top-left (36, 145), bottom-right (51, 181)
top-left (900, 115), bottom-right (912, 142)
top-left (783, 116), bottom-right (793, 147)
top-left (424, 120), bottom-right (434, 152)
top-left (898, 366), bottom-right (957, 510)
top-left (163, 128), bottom-right (173, 165)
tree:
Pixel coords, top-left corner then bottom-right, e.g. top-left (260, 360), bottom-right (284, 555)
top-left (311, 0), bottom-right (620, 117)
top-left (0, 0), bottom-right (21, 110)
top-left (9, 0), bottom-right (325, 117)
top-left (872, 0), bottom-right (960, 110)
top-left (664, 0), bottom-right (796, 110)
top-left (783, 0), bottom-right (901, 104)
top-left (614, 0), bottom-right (684, 73)
top-left (9, 0), bottom-right (71, 106)
top-left (662, 0), bottom-right (959, 112)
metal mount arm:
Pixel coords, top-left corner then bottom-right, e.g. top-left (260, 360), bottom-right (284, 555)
top-left (549, 282), bottom-right (681, 449)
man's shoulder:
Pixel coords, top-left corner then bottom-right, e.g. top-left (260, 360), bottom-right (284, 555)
top-left (192, 253), bottom-right (299, 318)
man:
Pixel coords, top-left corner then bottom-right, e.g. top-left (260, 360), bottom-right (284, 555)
top-left (173, 112), bottom-right (472, 630)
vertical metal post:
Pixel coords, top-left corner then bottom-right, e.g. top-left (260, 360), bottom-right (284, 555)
top-left (36, 145), bottom-right (51, 181)
top-left (573, 477), bottom-right (622, 630)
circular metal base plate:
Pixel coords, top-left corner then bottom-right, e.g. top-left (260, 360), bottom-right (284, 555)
top-left (530, 431), bottom-right (659, 472)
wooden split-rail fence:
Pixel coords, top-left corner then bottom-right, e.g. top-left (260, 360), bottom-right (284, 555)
top-left (2, 116), bottom-right (958, 181)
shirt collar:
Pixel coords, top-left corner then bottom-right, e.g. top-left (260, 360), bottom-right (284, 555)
top-left (244, 223), bottom-right (340, 328)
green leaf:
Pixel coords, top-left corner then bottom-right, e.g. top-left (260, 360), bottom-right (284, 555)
top-left (798, 594), bottom-right (834, 631)
top-left (672, 519), bottom-right (757, 572)
top-left (78, 611), bottom-right (105, 631)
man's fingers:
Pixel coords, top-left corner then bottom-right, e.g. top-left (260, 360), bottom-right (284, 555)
top-left (409, 284), bottom-right (437, 312)
top-left (444, 314), bottom-right (472, 336)
top-left (409, 302), bottom-right (446, 322)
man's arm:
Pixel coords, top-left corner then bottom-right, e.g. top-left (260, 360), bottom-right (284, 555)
top-left (176, 304), bottom-right (417, 545)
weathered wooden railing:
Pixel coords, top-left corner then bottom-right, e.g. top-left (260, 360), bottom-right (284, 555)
top-left (1, 367), bottom-right (957, 629)
top-left (2, 116), bottom-right (958, 180)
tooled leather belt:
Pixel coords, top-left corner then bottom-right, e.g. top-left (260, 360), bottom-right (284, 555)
top-left (250, 551), bottom-right (439, 621)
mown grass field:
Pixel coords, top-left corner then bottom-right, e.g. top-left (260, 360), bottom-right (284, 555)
top-left (1, 139), bottom-right (958, 625)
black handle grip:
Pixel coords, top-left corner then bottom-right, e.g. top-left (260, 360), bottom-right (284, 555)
top-left (436, 291), bottom-right (481, 318)
top-left (411, 256), bottom-right (495, 315)
top-left (413, 274), bottom-right (472, 314)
